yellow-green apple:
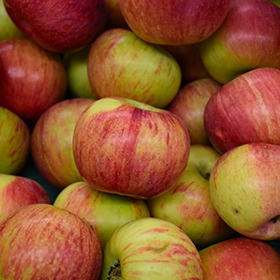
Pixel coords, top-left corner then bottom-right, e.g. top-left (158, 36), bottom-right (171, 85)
top-left (199, 0), bottom-right (280, 84)
top-left (118, 0), bottom-right (231, 45)
top-left (204, 67), bottom-right (280, 154)
top-left (53, 181), bottom-right (150, 248)
top-left (148, 145), bottom-right (234, 249)
top-left (0, 203), bottom-right (102, 279)
top-left (63, 47), bottom-right (98, 100)
top-left (209, 142), bottom-right (280, 240)
top-left (73, 97), bottom-right (190, 198)
top-left (0, 173), bottom-right (50, 221)
top-left (168, 78), bottom-right (221, 145)
top-left (3, 0), bottom-right (107, 53)
top-left (270, 0), bottom-right (280, 7)
top-left (31, 98), bottom-right (94, 189)
top-left (101, 217), bottom-right (203, 279)
top-left (0, 106), bottom-right (30, 174)
top-left (200, 237), bottom-right (280, 280)
top-left (105, 0), bottom-right (128, 28)
top-left (0, 38), bottom-right (67, 125)
top-left (162, 44), bottom-right (210, 84)
top-left (0, 0), bottom-right (24, 40)
top-left (87, 28), bottom-right (182, 108)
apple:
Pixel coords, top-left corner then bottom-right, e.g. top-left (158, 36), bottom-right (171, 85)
top-left (200, 237), bottom-right (280, 280)
top-left (53, 181), bottom-right (150, 248)
top-left (3, 0), bottom-right (107, 53)
top-left (105, 0), bottom-right (128, 28)
top-left (0, 173), bottom-right (50, 221)
top-left (101, 217), bottom-right (203, 279)
top-left (168, 78), bottom-right (221, 145)
top-left (209, 142), bottom-right (280, 240)
top-left (199, 0), bottom-right (280, 84)
top-left (0, 38), bottom-right (67, 125)
top-left (63, 47), bottom-right (98, 100)
top-left (118, 0), bottom-right (231, 45)
top-left (204, 67), bottom-right (280, 154)
top-left (73, 97), bottom-right (190, 198)
top-left (31, 98), bottom-right (94, 189)
top-left (87, 28), bottom-right (182, 109)
top-left (0, 0), bottom-right (24, 40)
top-left (148, 144), bottom-right (234, 249)
top-left (0, 203), bottom-right (102, 279)
top-left (0, 106), bottom-right (30, 175)
top-left (270, 0), bottom-right (280, 7)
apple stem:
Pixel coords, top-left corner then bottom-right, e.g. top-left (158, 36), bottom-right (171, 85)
top-left (108, 260), bottom-right (121, 280)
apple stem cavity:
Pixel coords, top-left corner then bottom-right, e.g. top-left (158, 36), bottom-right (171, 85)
top-left (108, 260), bottom-right (121, 280)
top-left (271, 215), bottom-right (280, 224)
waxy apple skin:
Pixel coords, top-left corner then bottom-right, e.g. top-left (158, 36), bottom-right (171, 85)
top-left (168, 78), bottom-right (221, 145)
top-left (102, 217), bottom-right (203, 280)
top-left (0, 204), bottom-right (102, 280)
top-left (119, 0), bottom-right (231, 45)
top-left (87, 28), bottom-right (182, 109)
top-left (209, 143), bottom-right (280, 240)
top-left (148, 145), bottom-right (234, 249)
top-left (204, 67), bottom-right (280, 154)
top-left (3, 0), bottom-right (107, 53)
top-left (0, 38), bottom-right (67, 124)
top-left (199, 0), bottom-right (280, 84)
top-left (200, 237), bottom-right (280, 280)
top-left (31, 98), bottom-right (94, 189)
top-left (73, 97), bottom-right (190, 198)
top-left (0, 106), bottom-right (30, 175)
top-left (54, 181), bottom-right (150, 248)
top-left (0, 174), bottom-right (50, 221)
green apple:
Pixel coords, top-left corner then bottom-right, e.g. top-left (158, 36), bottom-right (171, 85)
top-left (200, 237), bottom-right (280, 280)
top-left (0, 0), bottom-right (24, 40)
top-left (209, 142), bottom-right (280, 240)
top-left (101, 217), bottom-right (203, 279)
top-left (87, 28), bottom-right (182, 108)
top-left (53, 181), bottom-right (150, 248)
top-left (148, 145), bottom-right (234, 249)
top-left (64, 47), bottom-right (98, 100)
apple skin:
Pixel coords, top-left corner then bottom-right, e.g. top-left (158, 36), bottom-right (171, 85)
top-left (204, 67), bottom-right (280, 154)
top-left (63, 47), bottom-right (98, 100)
top-left (3, 0), bottom-right (107, 53)
top-left (73, 97), bottom-right (190, 198)
top-left (0, 38), bottom-right (67, 124)
top-left (0, 173), bottom-right (50, 221)
top-left (209, 142), bottom-right (280, 240)
top-left (87, 28), bottom-right (182, 109)
top-left (31, 98), bottom-right (94, 189)
top-left (199, 0), bottom-right (280, 84)
top-left (168, 78), bottom-right (221, 145)
top-left (53, 181), bottom-right (150, 248)
top-left (101, 217), bottom-right (203, 279)
top-left (0, 0), bottom-right (24, 40)
top-left (148, 145), bottom-right (234, 249)
top-left (0, 203), bottom-right (102, 279)
top-left (118, 0), bottom-right (231, 45)
top-left (200, 237), bottom-right (280, 280)
top-left (0, 106), bottom-right (30, 175)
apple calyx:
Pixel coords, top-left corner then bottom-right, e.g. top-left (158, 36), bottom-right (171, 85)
top-left (108, 260), bottom-right (121, 280)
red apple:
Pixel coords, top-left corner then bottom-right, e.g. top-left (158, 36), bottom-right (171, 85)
top-left (0, 38), bottom-right (67, 124)
top-left (199, 0), bottom-right (280, 84)
top-left (204, 67), bottom-right (280, 154)
top-left (87, 28), bottom-right (182, 109)
top-left (200, 237), bottom-right (280, 280)
top-left (0, 106), bottom-right (30, 174)
top-left (118, 0), bottom-right (231, 45)
top-left (53, 181), bottom-right (150, 248)
top-left (168, 78), bottom-right (221, 145)
top-left (31, 98), bottom-right (94, 189)
top-left (73, 97), bottom-right (190, 198)
top-left (0, 203), bottom-right (102, 279)
top-left (0, 173), bottom-right (50, 221)
top-left (3, 0), bottom-right (107, 53)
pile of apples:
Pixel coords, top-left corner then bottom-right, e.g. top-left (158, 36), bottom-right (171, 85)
top-left (0, 0), bottom-right (280, 279)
